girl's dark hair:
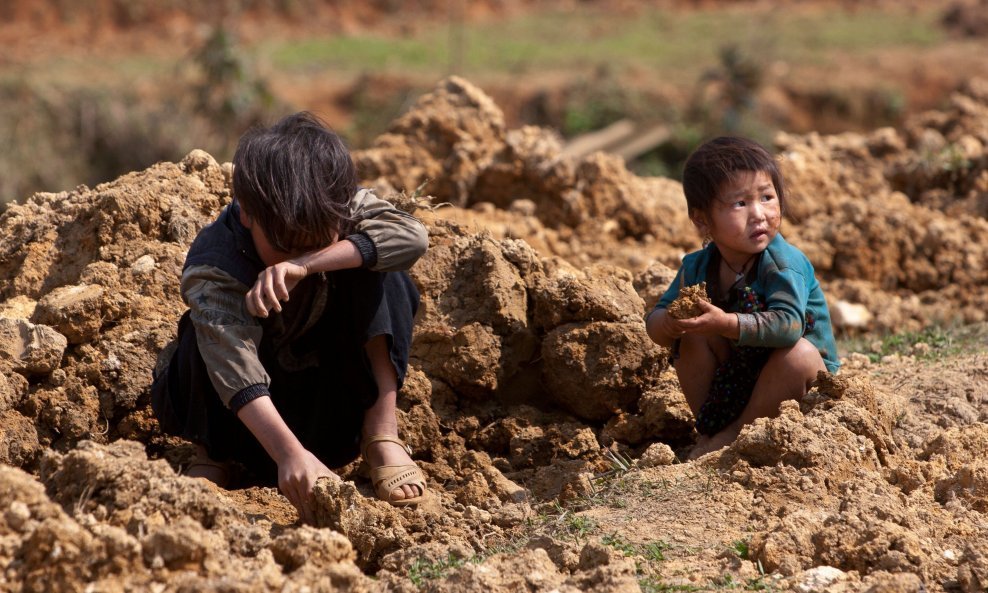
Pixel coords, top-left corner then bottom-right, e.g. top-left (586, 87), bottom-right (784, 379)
top-left (232, 111), bottom-right (358, 253)
top-left (681, 136), bottom-right (787, 217)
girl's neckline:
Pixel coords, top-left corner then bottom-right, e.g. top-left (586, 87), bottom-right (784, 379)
top-left (706, 249), bottom-right (762, 309)
top-left (722, 253), bottom-right (757, 284)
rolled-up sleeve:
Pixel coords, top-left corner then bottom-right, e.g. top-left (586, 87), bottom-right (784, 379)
top-left (736, 267), bottom-right (810, 348)
top-left (349, 190), bottom-right (428, 272)
top-left (181, 265), bottom-right (271, 410)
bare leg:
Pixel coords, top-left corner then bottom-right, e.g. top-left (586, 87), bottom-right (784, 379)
top-left (688, 338), bottom-right (825, 459)
top-left (362, 335), bottom-right (422, 502)
top-left (674, 334), bottom-right (732, 416)
top-left (674, 334), bottom-right (732, 453)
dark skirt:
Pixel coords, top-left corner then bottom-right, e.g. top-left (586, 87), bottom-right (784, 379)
top-left (151, 269), bottom-right (419, 486)
top-left (693, 345), bottom-right (771, 436)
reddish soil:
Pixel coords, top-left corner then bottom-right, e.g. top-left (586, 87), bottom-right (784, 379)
top-left (2, 2), bottom-right (988, 591)
top-left (0, 74), bottom-right (986, 591)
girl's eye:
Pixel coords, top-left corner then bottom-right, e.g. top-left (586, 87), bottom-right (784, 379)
top-left (733, 200), bottom-right (746, 208)
top-left (761, 194), bottom-right (775, 202)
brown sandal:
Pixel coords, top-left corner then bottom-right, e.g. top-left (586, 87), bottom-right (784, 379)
top-left (361, 435), bottom-right (427, 507)
top-left (184, 459), bottom-right (232, 488)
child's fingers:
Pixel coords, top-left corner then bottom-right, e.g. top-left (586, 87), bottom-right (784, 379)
top-left (667, 321), bottom-right (686, 336)
top-left (298, 492), bottom-right (313, 525)
top-left (301, 482), bottom-right (317, 524)
top-left (273, 271), bottom-right (290, 303)
top-left (257, 271), bottom-right (282, 313)
top-left (281, 479), bottom-right (308, 523)
top-left (662, 316), bottom-right (686, 336)
top-left (264, 284), bottom-right (282, 314)
top-left (247, 286), bottom-right (269, 318)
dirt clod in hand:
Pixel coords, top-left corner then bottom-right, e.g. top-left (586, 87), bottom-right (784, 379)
top-left (666, 282), bottom-right (710, 319)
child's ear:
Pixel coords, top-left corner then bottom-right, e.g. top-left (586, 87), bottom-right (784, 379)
top-left (690, 211), bottom-right (709, 235)
top-left (238, 205), bottom-right (252, 229)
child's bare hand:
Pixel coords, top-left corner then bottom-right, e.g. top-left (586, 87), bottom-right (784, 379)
top-left (246, 260), bottom-right (308, 317)
top-left (278, 449), bottom-right (339, 524)
top-left (658, 310), bottom-right (689, 338)
top-left (679, 300), bottom-right (739, 339)
top-left (646, 308), bottom-right (690, 345)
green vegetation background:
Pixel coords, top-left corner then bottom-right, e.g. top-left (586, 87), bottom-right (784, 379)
top-left (0, 4), bottom-right (942, 206)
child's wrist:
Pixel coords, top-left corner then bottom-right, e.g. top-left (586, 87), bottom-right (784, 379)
top-left (289, 255), bottom-right (311, 278)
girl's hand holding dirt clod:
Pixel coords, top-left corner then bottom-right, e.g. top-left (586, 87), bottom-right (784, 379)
top-left (677, 300), bottom-right (740, 340)
top-left (658, 310), bottom-right (689, 338)
top-left (246, 260), bottom-right (308, 317)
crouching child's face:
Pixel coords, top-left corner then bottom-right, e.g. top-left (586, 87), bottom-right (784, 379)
top-left (694, 169), bottom-right (782, 263)
top-left (231, 112), bottom-right (357, 267)
top-left (238, 206), bottom-right (336, 267)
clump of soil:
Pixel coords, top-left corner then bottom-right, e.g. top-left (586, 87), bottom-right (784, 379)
top-left (1, 76), bottom-right (987, 592)
top-left (665, 282), bottom-right (710, 320)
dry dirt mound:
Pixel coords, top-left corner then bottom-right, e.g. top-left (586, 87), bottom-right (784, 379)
top-left (0, 76), bottom-right (987, 591)
top-left (728, 365), bottom-right (988, 591)
top-left (357, 76), bottom-right (695, 272)
top-left (362, 76), bottom-right (988, 335)
top-left (775, 78), bottom-right (988, 331)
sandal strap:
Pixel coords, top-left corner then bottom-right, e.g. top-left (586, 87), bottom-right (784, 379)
top-left (184, 460), bottom-right (234, 488)
top-left (187, 460), bottom-right (228, 471)
top-left (361, 434), bottom-right (412, 459)
top-left (371, 464), bottom-right (426, 505)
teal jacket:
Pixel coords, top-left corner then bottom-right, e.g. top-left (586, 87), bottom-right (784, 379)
top-left (655, 233), bottom-right (840, 373)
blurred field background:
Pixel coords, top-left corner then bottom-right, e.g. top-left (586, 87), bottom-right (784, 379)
top-left (1, 0), bottom-right (987, 206)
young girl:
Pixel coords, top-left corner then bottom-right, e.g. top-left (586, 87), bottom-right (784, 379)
top-left (645, 136), bottom-right (839, 459)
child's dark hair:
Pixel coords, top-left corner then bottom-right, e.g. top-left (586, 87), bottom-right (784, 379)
top-left (682, 136), bottom-right (787, 217)
top-left (232, 111), bottom-right (358, 253)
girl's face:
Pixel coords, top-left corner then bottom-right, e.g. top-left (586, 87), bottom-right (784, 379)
top-left (692, 169), bottom-right (781, 264)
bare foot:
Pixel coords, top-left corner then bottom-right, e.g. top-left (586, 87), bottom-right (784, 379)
top-left (687, 429), bottom-right (738, 460)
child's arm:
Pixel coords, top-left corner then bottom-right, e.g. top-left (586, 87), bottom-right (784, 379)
top-left (182, 266), bottom-right (272, 409)
top-left (246, 190), bottom-right (428, 318)
top-left (646, 265), bottom-right (695, 347)
top-left (246, 241), bottom-right (363, 318)
top-left (348, 189), bottom-right (429, 272)
top-left (734, 268), bottom-right (812, 348)
top-left (236, 396), bottom-right (336, 524)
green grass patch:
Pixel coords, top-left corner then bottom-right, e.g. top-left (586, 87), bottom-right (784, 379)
top-left (730, 538), bottom-right (750, 560)
top-left (642, 540), bottom-right (672, 562)
top-left (710, 572), bottom-right (777, 591)
top-left (265, 35), bottom-right (443, 72)
top-left (258, 5), bottom-right (943, 81)
top-left (639, 577), bottom-right (701, 592)
top-left (407, 553), bottom-right (468, 586)
top-left (841, 323), bottom-right (986, 363)
top-left (602, 532), bottom-right (639, 557)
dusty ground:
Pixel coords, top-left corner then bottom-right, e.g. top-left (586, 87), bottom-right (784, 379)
top-left (0, 75), bottom-right (986, 592)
